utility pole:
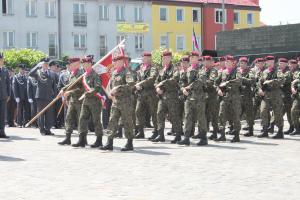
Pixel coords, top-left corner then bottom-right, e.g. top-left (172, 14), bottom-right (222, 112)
top-left (222, 0), bottom-right (225, 31)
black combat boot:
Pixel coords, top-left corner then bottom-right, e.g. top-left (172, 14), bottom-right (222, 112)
top-left (134, 126), bottom-right (139, 136)
top-left (244, 126), bottom-right (254, 137)
top-left (196, 133), bottom-right (208, 146)
top-left (167, 129), bottom-right (175, 136)
top-left (90, 136), bottom-right (103, 148)
top-left (226, 125), bottom-right (234, 135)
top-left (58, 133), bottom-right (71, 145)
top-left (115, 126), bottom-right (123, 138)
top-left (72, 134), bottom-right (87, 148)
top-left (121, 139), bottom-right (134, 151)
top-left (177, 137), bottom-right (190, 146)
top-left (148, 130), bottom-right (158, 140)
top-left (100, 138), bottom-right (114, 151)
top-left (257, 127), bottom-right (269, 138)
top-left (268, 123), bottom-right (274, 134)
top-left (284, 125), bottom-right (294, 135)
top-left (215, 130), bottom-right (226, 142)
top-left (171, 133), bottom-right (181, 144)
top-left (208, 130), bottom-right (218, 140)
top-left (242, 126), bottom-right (250, 131)
top-left (290, 125), bottom-right (300, 135)
top-left (134, 126), bottom-right (145, 139)
top-left (230, 130), bottom-right (240, 143)
top-left (190, 124), bottom-right (195, 137)
top-left (272, 127), bottom-right (284, 139)
top-left (0, 130), bottom-right (9, 139)
top-left (152, 130), bottom-right (165, 142)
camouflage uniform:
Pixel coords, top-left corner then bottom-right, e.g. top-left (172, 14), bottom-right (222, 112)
top-left (58, 68), bottom-right (84, 145)
top-left (289, 70), bottom-right (300, 135)
top-left (250, 66), bottom-right (265, 121)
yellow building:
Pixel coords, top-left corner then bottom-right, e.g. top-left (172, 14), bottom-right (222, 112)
top-left (233, 10), bottom-right (261, 29)
top-left (152, 1), bottom-right (202, 52)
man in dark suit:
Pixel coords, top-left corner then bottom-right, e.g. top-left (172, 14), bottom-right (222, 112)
top-left (28, 58), bottom-right (57, 135)
top-left (0, 52), bottom-right (10, 138)
top-left (27, 75), bottom-right (38, 128)
top-left (7, 68), bottom-right (17, 127)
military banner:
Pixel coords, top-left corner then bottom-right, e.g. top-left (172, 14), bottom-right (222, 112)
top-left (117, 23), bottom-right (149, 33)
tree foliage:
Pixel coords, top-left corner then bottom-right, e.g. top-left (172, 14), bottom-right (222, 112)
top-left (151, 48), bottom-right (191, 68)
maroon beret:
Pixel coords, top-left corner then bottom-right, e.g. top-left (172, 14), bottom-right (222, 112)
top-left (265, 55), bottom-right (275, 61)
top-left (198, 57), bottom-right (203, 61)
top-left (113, 55), bottom-right (125, 62)
top-left (68, 57), bottom-right (81, 64)
top-left (239, 57), bottom-right (248, 62)
top-left (255, 58), bottom-right (265, 63)
top-left (219, 56), bottom-right (226, 62)
top-left (278, 58), bottom-right (288, 63)
top-left (203, 55), bottom-right (212, 61)
top-left (181, 56), bottom-right (190, 62)
top-left (190, 51), bottom-right (199, 57)
top-left (225, 55), bottom-right (235, 61)
top-left (162, 51), bottom-right (172, 57)
top-left (143, 52), bottom-right (152, 57)
top-left (81, 57), bottom-right (93, 63)
top-left (289, 59), bottom-right (298, 64)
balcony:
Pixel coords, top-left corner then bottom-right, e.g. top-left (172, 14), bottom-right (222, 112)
top-left (73, 13), bottom-right (87, 27)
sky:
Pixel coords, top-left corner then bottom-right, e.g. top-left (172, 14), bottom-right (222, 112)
top-left (260, 0), bottom-right (300, 25)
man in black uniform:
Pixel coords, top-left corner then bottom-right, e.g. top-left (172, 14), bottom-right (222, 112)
top-left (0, 52), bottom-right (10, 138)
top-left (28, 58), bottom-right (57, 135)
top-left (27, 74), bottom-right (38, 127)
top-left (7, 68), bottom-right (16, 127)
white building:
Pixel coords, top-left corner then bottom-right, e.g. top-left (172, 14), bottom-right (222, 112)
top-left (0, 0), bottom-right (152, 60)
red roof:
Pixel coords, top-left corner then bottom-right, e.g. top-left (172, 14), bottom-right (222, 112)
top-left (153, 0), bottom-right (259, 7)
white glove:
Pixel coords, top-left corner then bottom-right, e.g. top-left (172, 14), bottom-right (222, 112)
top-left (15, 98), bottom-right (20, 103)
top-left (28, 99), bottom-right (33, 103)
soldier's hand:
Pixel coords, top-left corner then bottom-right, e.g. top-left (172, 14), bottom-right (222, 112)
top-left (263, 80), bottom-right (272, 85)
top-left (156, 87), bottom-right (163, 95)
top-left (258, 89), bottom-right (265, 96)
top-left (218, 89), bottom-right (224, 97)
top-left (58, 90), bottom-right (64, 97)
top-left (292, 87), bottom-right (297, 95)
top-left (87, 89), bottom-right (95, 94)
top-left (63, 91), bottom-right (70, 99)
top-left (28, 99), bottom-right (33, 104)
top-left (219, 82), bottom-right (227, 88)
top-left (183, 88), bottom-right (189, 96)
top-left (135, 85), bottom-right (142, 90)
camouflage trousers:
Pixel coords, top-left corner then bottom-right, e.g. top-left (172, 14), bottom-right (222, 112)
top-left (291, 97), bottom-right (300, 127)
top-left (260, 94), bottom-right (284, 128)
top-left (78, 97), bottom-right (103, 137)
top-left (219, 96), bottom-right (241, 132)
top-left (107, 99), bottom-right (134, 140)
top-left (157, 98), bottom-right (183, 134)
top-left (136, 95), bottom-right (158, 130)
top-left (65, 101), bottom-right (82, 135)
top-left (206, 95), bottom-right (219, 131)
top-left (241, 95), bottom-right (254, 127)
top-left (183, 99), bottom-right (207, 137)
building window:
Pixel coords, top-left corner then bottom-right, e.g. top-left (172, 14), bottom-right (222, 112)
top-left (116, 5), bottom-right (125, 21)
top-left (135, 35), bottom-right (144, 50)
top-left (160, 7), bottom-right (167, 21)
top-left (160, 35), bottom-right (168, 48)
top-left (234, 11), bottom-right (240, 24)
top-left (73, 3), bottom-right (87, 26)
top-left (45, 1), bottom-right (56, 17)
top-left (247, 13), bottom-right (253, 25)
top-left (176, 35), bottom-right (185, 51)
top-left (215, 9), bottom-right (226, 24)
top-left (49, 33), bottom-right (57, 57)
top-left (99, 5), bottom-right (108, 20)
top-left (3, 31), bottom-right (14, 48)
top-left (100, 35), bottom-right (107, 57)
top-left (134, 7), bottom-right (143, 22)
top-left (74, 33), bottom-right (87, 49)
top-left (27, 32), bottom-right (38, 48)
top-left (116, 35), bottom-right (126, 45)
top-left (192, 9), bottom-right (200, 22)
top-left (26, 0), bottom-right (37, 17)
top-left (2, 0), bottom-right (13, 15)
top-left (176, 8), bottom-right (184, 22)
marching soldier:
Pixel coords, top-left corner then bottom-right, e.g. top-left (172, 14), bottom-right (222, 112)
top-left (237, 57), bottom-right (255, 136)
top-left (13, 63), bottom-right (30, 127)
top-left (134, 52), bottom-right (158, 139)
top-left (58, 57), bottom-right (84, 145)
top-left (257, 56), bottom-right (284, 139)
top-left (177, 55), bottom-right (208, 146)
top-left (0, 52), bottom-right (10, 138)
top-left (101, 55), bottom-right (135, 151)
top-left (72, 57), bottom-right (105, 148)
top-left (28, 57), bottom-right (57, 135)
top-left (152, 51), bottom-right (182, 144)
top-left (216, 55), bottom-right (242, 142)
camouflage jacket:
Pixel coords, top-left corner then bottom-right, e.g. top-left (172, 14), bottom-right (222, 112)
top-left (216, 67), bottom-right (242, 97)
top-left (82, 68), bottom-right (103, 101)
top-left (258, 67), bottom-right (284, 98)
top-left (185, 67), bottom-right (207, 101)
top-left (236, 67), bottom-right (255, 97)
top-left (136, 65), bottom-right (158, 96)
top-left (277, 67), bottom-right (292, 98)
top-left (110, 67), bottom-right (133, 102)
top-left (249, 67), bottom-right (264, 96)
top-left (199, 67), bottom-right (218, 97)
top-left (63, 68), bottom-right (85, 103)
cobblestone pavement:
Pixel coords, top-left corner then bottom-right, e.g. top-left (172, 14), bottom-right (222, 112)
top-left (0, 120), bottom-right (300, 200)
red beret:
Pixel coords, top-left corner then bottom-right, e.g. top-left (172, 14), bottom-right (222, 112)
top-left (265, 56), bottom-right (275, 61)
top-left (81, 57), bottom-right (93, 63)
top-left (255, 58), bottom-right (265, 63)
top-left (181, 56), bottom-right (190, 62)
top-left (190, 51), bottom-right (199, 57)
top-left (203, 55), bottom-right (212, 61)
top-left (278, 58), bottom-right (288, 63)
top-left (143, 52), bottom-right (152, 57)
top-left (289, 59), bottom-right (298, 64)
top-left (239, 57), bottom-right (248, 62)
top-left (219, 56), bottom-right (226, 62)
top-left (68, 57), bottom-right (81, 64)
top-left (198, 57), bottom-right (203, 61)
top-left (162, 51), bottom-right (172, 57)
top-left (113, 55), bottom-right (125, 62)
top-left (225, 55), bottom-right (235, 61)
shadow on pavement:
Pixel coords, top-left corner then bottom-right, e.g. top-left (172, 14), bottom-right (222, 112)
top-left (135, 149), bottom-right (171, 155)
top-left (204, 144), bottom-right (247, 150)
top-left (0, 155), bottom-right (25, 162)
top-left (240, 139), bottom-right (279, 146)
top-left (135, 146), bottom-right (177, 150)
top-left (8, 136), bottom-right (39, 141)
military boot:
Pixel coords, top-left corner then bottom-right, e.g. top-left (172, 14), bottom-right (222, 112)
top-left (134, 126), bottom-right (145, 139)
top-left (171, 133), bottom-right (181, 144)
top-left (215, 130), bottom-right (226, 142)
top-left (272, 127), bottom-right (284, 139)
top-left (121, 139), bottom-right (134, 151)
top-left (196, 133), bottom-right (208, 146)
top-left (244, 126), bottom-right (254, 137)
top-left (284, 125), bottom-right (294, 135)
top-left (290, 126), bottom-right (300, 136)
top-left (58, 133), bottom-right (71, 145)
top-left (72, 134), bottom-right (87, 148)
top-left (268, 123), bottom-right (274, 134)
top-left (134, 126), bottom-right (139, 136)
top-left (100, 138), bottom-right (114, 151)
top-left (230, 130), bottom-right (240, 143)
top-left (0, 130), bottom-right (9, 139)
top-left (115, 126), bottom-right (123, 138)
top-left (226, 125), bottom-right (234, 135)
top-left (257, 127), bottom-right (269, 138)
top-left (208, 130), bottom-right (218, 140)
top-left (177, 137), bottom-right (190, 146)
top-left (190, 124), bottom-right (195, 137)
top-left (242, 126), bottom-right (250, 131)
top-left (152, 130), bottom-right (165, 142)
top-left (148, 130), bottom-right (158, 141)
top-left (90, 136), bottom-right (103, 148)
